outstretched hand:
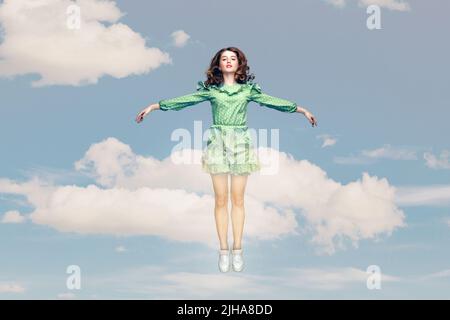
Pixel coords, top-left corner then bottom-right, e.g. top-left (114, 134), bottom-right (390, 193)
top-left (305, 111), bottom-right (318, 127)
top-left (135, 107), bottom-right (151, 124)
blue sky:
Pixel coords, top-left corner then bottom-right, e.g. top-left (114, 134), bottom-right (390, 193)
top-left (0, 0), bottom-right (449, 299)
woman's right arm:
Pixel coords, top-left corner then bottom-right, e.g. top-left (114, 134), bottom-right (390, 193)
top-left (158, 89), bottom-right (211, 112)
top-left (135, 82), bottom-right (211, 123)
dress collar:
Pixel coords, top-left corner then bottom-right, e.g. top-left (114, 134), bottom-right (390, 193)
top-left (217, 83), bottom-right (243, 95)
top-left (197, 80), bottom-right (247, 96)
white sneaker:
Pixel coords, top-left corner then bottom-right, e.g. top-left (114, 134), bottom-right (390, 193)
top-left (218, 249), bottom-right (230, 272)
top-left (231, 248), bottom-right (244, 272)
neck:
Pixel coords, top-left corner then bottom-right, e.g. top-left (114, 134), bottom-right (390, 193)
top-left (222, 73), bottom-right (236, 86)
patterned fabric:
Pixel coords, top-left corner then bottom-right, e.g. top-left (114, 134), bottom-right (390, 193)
top-left (159, 81), bottom-right (297, 125)
top-left (201, 124), bottom-right (261, 175)
top-left (158, 81), bottom-right (297, 175)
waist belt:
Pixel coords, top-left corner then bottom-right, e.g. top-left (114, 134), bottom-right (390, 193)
top-left (211, 124), bottom-right (248, 129)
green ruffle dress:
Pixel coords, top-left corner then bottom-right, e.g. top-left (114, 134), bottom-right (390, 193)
top-left (158, 81), bottom-right (297, 175)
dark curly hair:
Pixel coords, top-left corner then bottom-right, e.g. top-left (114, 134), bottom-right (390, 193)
top-left (204, 47), bottom-right (255, 87)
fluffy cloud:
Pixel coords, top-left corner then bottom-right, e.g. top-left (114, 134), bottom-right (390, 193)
top-left (0, 177), bottom-right (298, 249)
top-left (361, 144), bottom-right (417, 160)
top-left (171, 30), bottom-right (190, 48)
top-left (1, 210), bottom-right (26, 223)
top-left (115, 245), bottom-right (127, 253)
top-left (0, 136), bottom-right (406, 254)
top-left (358, 0), bottom-right (411, 11)
top-left (419, 269), bottom-right (450, 281)
top-left (0, 0), bottom-right (172, 86)
top-left (424, 150), bottom-right (450, 169)
top-left (394, 185), bottom-right (450, 207)
top-left (88, 265), bottom-right (401, 298)
top-left (325, 0), bottom-right (411, 11)
top-left (89, 265), bottom-right (273, 299)
top-left (334, 144), bottom-right (417, 165)
top-left (317, 134), bottom-right (337, 148)
top-left (278, 266), bottom-right (400, 290)
top-left (325, 0), bottom-right (346, 8)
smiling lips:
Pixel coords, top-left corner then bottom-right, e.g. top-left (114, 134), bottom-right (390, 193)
top-left (226, 65), bottom-right (232, 68)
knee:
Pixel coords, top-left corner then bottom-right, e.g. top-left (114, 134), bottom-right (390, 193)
top-left (231, 195), bottom-right (245, 208)
top-left (215, 194), bottom-right (229, 208)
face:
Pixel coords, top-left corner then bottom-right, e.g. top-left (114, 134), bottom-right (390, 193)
top-left (219, 50), bottom-right (239, 74)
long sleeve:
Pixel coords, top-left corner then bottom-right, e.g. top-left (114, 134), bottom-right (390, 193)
top-left (158, 82), bottom-right (211, 111)
top-left (248, 83), bottom-right (297, 113)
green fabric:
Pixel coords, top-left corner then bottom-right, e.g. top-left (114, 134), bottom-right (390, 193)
top-left (201, 125), bottom-right (261, 175)
top-left (158, 81), bottom-right (297, 125)
top-left (158, 81), bottom-right (297, 175)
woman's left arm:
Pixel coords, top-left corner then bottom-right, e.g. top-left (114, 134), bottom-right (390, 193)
top-left (248, 83), bottom-right (318, 127)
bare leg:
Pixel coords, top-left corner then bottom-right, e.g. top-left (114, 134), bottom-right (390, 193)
top-left (210, 173), bottom-right (230, 250)
top-left (230, 174), bottom-right (248, 250)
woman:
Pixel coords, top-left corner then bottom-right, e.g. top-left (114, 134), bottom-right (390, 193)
top-left (135, 47), bottom-right (318, 273)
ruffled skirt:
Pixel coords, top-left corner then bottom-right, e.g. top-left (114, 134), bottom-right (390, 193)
top-left (201, 124), bottom-right (261, 175)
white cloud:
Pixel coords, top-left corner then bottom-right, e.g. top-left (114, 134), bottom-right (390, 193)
top-left (89, 265), bottom-right (274, 299)
top-left (316, 134), bottom-right (337, 148)
top-left (419, 269), bottom-right (450, 281)
top-left (334, 144), bottom-right (417, 165)
top-left (69, 137), bottom-right (409, 254)
top-left (362, 144), bottom-right (417, 160)
top-left (0, 136), bottom-right (406, 254)
top-left (115, 245), bottom-right (127, 253)
top-left (0, 179), bottom-right (297, 249)
top-left (0, 0), bottom-right (172, 87)
top-left (424, 150), bottom-right (450, 169)
top-left (279, 267), bottom-right (400, 290)
top-left (89, 265), bottom-right (401, 298)
top-left (1, 210), bottom-right (26, 223)
top-left (0, 282), bottom-right (26, 293)
top-left (0, 141), bottom-right (298, 249)
top-left (57, 292), bottom-right (76, 299)
top-left (171, 30), bottom-right (190, 48)
top-left (394, 185), bottom-right (450, 207)
top-left (325, 0), bottom-right (347, 8)
top-left (358, 0), bottom-right (411, 12)
top-left (333, 155), bottom-right (375, 165)
top-left (324, 0), bottom-right (411, 11)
